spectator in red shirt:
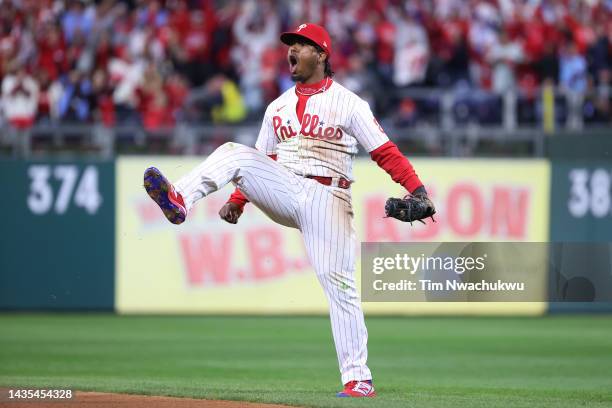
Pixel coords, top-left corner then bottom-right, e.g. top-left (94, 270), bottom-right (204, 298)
top-left (142, 91), bottom-right (174, 131)
top-left (36, 24), bottom-right (68, 79)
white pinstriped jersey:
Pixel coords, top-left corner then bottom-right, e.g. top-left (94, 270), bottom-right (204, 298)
top-left (255, 81), bottom-right (389, 181)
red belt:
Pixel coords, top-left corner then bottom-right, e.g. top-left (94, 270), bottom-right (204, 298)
top-left (306, 175), bottom-right (352, 189)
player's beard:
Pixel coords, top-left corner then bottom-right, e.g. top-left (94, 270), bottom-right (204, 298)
top-left (291, 72), bottom-right (306, 82)
top-left (290, 57), bottom-right (317, 83)
top-left (290, 71), bottom-right (301, 82)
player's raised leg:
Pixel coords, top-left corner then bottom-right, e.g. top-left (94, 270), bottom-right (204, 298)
top-left (144, 142), bottom-right (301, 227)
top-left (297, 181), bottom-right (375, 397)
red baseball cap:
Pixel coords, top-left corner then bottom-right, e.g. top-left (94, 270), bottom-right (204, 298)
top-left (280, 23), bottom-right (332, 56)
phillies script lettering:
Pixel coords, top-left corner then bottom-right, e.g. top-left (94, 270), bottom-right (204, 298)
top-left (273, 114), bottom-right (343, 142)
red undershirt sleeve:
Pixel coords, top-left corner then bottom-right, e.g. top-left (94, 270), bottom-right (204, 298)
top-left (227, 154), bottom-right (277, 210)
top-left (370, 141), bottom-right (424, 193)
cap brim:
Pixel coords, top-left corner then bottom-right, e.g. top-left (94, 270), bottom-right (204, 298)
top-left (280, 32), bottom-right (317, 45)
top-left (280, 32), bottom-right (310, 46)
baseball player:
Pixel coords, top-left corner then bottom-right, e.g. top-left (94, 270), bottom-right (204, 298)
top-left (144, 23), bottom-right (434, 398)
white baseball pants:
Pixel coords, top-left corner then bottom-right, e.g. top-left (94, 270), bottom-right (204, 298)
top-left (174, 142), bottom-right (372, 384)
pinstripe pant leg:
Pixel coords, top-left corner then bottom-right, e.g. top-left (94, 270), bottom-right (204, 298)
top-left (174, 142), bottom-right (300, 227)
top-left (298, 181), bottom-right (372, 384)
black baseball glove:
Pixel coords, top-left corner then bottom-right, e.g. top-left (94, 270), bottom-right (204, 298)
top-left (385, 189), bottom-right (436, 225)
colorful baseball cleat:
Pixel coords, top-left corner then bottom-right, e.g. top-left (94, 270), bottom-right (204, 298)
top-left (336, 380), bottom-right (376, 398)
top-left (143, 167), bottom-right (187, 225)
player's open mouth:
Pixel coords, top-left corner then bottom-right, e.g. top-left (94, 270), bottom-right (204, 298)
top-left (289, 55), bottom-right (298, 74)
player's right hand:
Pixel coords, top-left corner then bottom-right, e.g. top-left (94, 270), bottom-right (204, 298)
top-left (219, 202), bottom-right (243, 224)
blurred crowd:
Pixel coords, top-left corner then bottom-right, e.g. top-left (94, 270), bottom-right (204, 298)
top-left (0, 0), bottom-right (610, 136)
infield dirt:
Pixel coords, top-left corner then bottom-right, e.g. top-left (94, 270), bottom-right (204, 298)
top-left (4, 392), bottom-right (295, 408)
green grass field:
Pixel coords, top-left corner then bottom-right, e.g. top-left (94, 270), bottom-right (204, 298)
top-left (0, 315), bottom-right (611, 408)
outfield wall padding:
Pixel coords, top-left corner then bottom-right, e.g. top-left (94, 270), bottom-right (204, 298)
top-left (2, 154), bottom-right (611, 313)
top-left (0, 160), bottom-right (115, 310)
